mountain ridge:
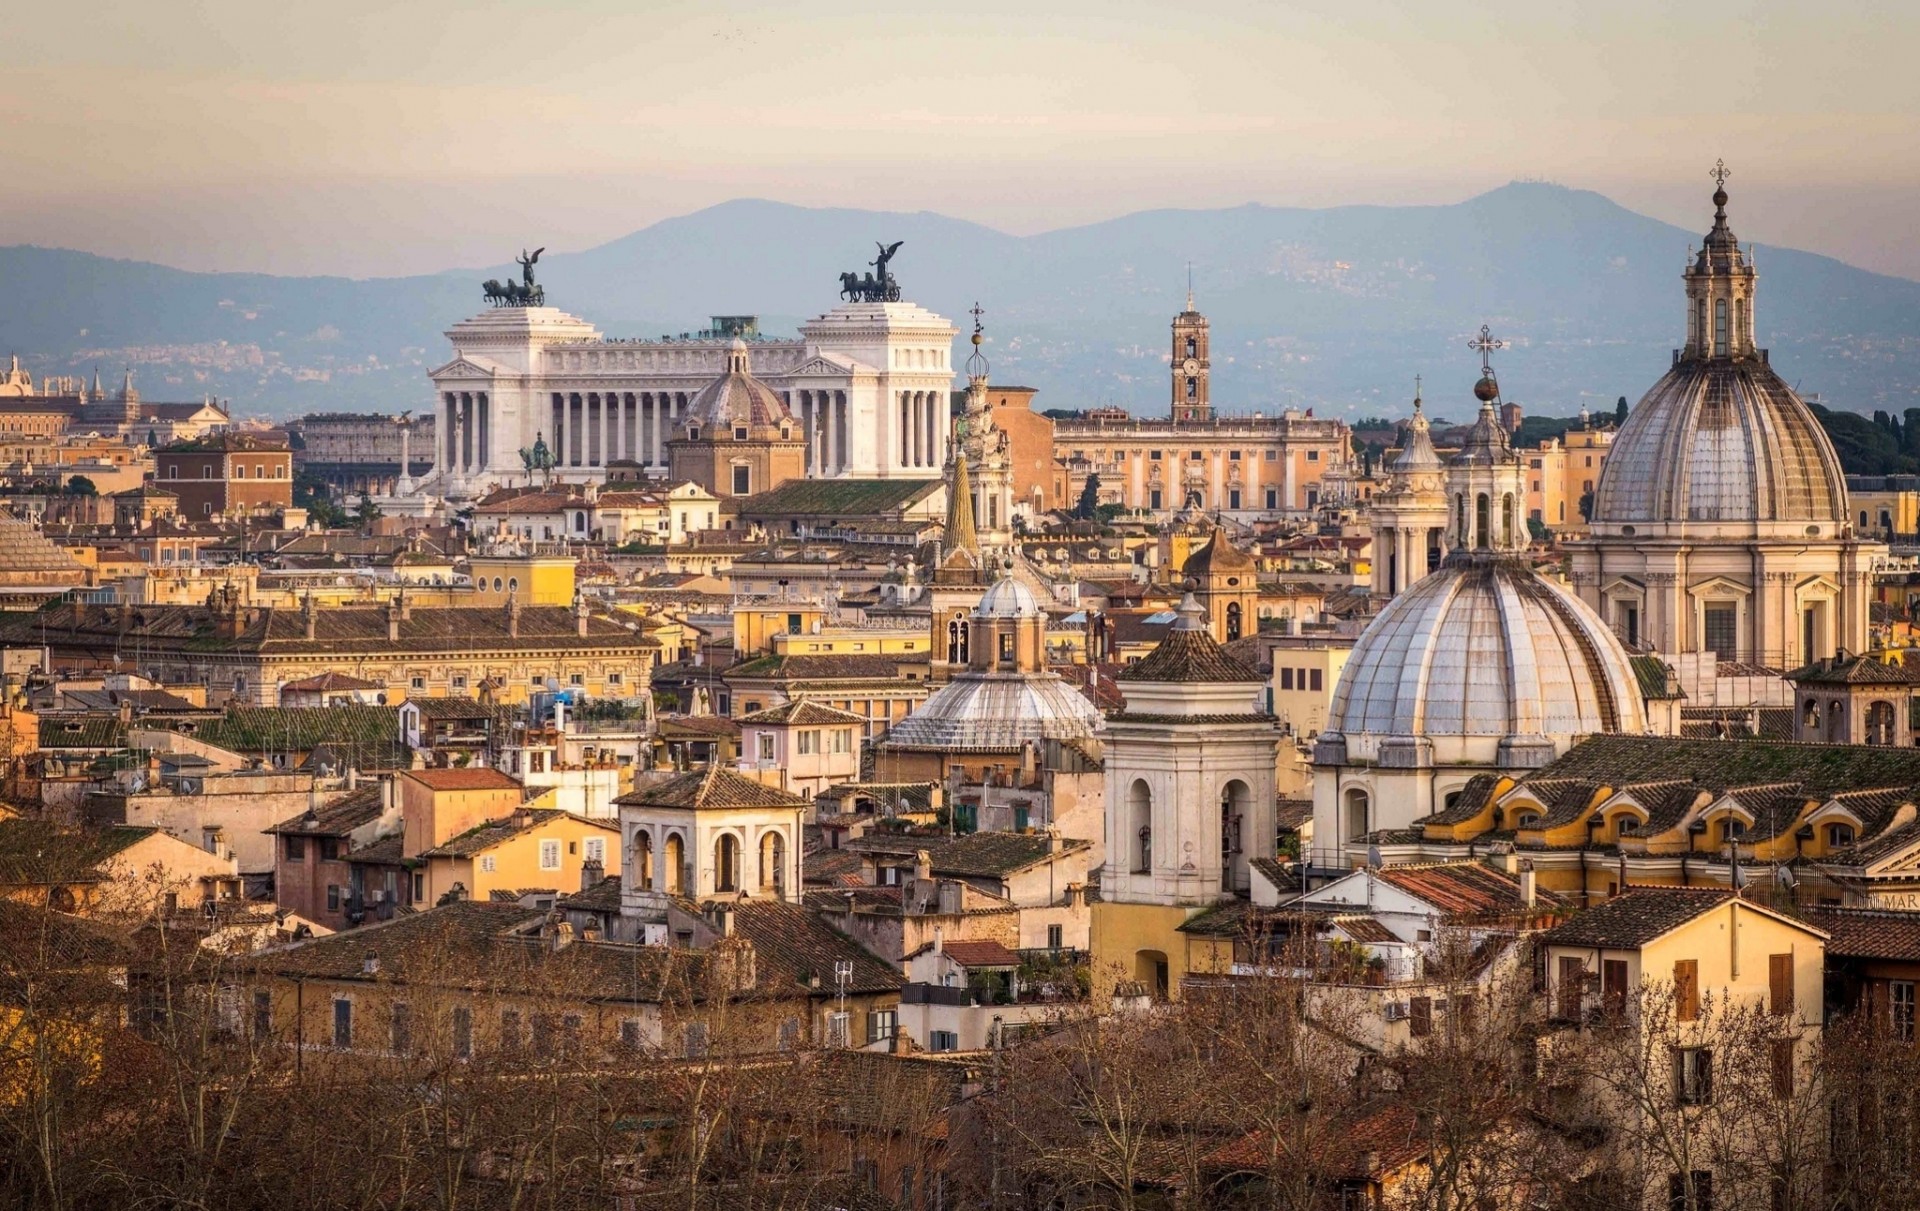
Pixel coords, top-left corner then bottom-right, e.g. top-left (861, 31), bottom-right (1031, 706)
top-left (4, 183), bottom-right (1916, 419)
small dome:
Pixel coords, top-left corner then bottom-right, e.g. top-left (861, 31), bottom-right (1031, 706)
top-left (882, 675), bottom-right (1102, 752)
top-left (975, 574), bottom-right (1043, 620)
top-left (1326, 556), bottom-right (1645, 754)
top-left (684, 339), bottom-right (792, 431)
top-left (1592, 359), bottom-right (1845, 526)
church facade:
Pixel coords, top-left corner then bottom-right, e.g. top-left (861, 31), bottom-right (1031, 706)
top-left (425, 287), bottom-right (957, 498)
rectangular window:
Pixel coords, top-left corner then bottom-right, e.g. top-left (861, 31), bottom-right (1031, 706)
top-left (1306, 450), bottom-right (1319, 462)
top-left (1266, 488), bottom-right (1278, 509)
top-left (412, 872), bottom-right (424, 902)
top-left (332, 998), bottom-right (353, 1049)
top-left (285, 835), bottom-right (306, 862)
top-left (531, 1013), bottom-right (555, 1060)
top-left (999, 633), bottom-right (1014, 662)
top-left (732, 466), bottom-right (750, 495)
top-left (1047, 923), bottom-right (1064, 950)
top-left (584, 837), bottom-right (606, 865)
top-left (1556, 955), bottom-right (1585, 1022)
top-left (1770, 1038), bottom-right (1795, 1100)
top-left (318, 838), bottom-right (341, 862)
top-left (1893, 980), bottom-right (1916, 1043)
top-left (834, 729), bottom-right (851, 754)
top-left (757, 734), bottom-right (774, 760)
top-left (452, 1006), bottom-right (472, 1059)
top-left (480, 855), bottom-right (497, 874)
top-left (539, 840), bottom-right (561, 871)
top-left (326, 885), bottom-right (340, 912)
top-left (683, 1021), bottom-right (709, 1058)
top-left (1703, 605), bottom-right (1738, 659)
top-left (1668, 1170), bottom-right (1713, 1211)
top-left (827, 1012), bottom-right (850, 1048)
top-left (1674, 1046), bottom-right (1714, 1105)
top-left (1309, 669), bottom-right (1324, 692)
top-left (390, 1003), bottom-right (411, 1055)
top-left (1281, 668), bottom-right (1294, 690)
top-left (1150, 489), bottom-right (1163, 510)
top-left (500, 1009), bottom-right (522, 1055)
top-left (1603, 959), bottom-right (1629, 1018)
top-left (798, 730), bottom-right (815, 755)
top-left (1674, 959), bottom-right (1700, 1022)
top-left (1769, 953), bottom-right (1794, 1015)
top-left (252, 990), bottom-right (272, 1038)
top-left (1409, 996), bottom-right (1433, 1038)
top-left (931, 1030), bottom-right (959, 1052)
top-left (867, 1009), bottom-right (898, 1044)
top-left (619, 1018), bottom-right (645, 1053)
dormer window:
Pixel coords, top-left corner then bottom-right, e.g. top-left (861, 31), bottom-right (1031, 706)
top-left (1615, 816), bottom-right (1639, 836)
top-left (688, 426), bottom-right (701, 441)
top-left (734, 426), bottom-right (748, 441)
top-left (1723, 818), bottom-right (1747, 841)
top-left (1827, 823), bottom-right (1856, 848)
top-left (1514, 811), bottom-right (1540, 828)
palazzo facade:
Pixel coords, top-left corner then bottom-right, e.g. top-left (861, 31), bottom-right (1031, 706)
top-left (425, 297), bottom-right (956, 499)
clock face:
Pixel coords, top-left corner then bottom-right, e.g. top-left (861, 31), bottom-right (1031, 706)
top-left (1181, 358), bottom-right (1199, 375)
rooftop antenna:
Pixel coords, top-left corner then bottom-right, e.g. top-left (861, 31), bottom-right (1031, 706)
top-left (1185, 261), bottom-right (1193, 312)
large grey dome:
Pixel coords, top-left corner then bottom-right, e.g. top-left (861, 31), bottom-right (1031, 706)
top-left (1326, 556), bottom-right (1645, 754)
top-left (1592, 359), bottom-right (1846, 526)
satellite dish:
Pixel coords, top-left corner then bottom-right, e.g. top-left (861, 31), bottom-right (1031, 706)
top-left (1775, 866), bottom-right (1797, 890)
top-left (1366, 844), bottom-right (1382, 869)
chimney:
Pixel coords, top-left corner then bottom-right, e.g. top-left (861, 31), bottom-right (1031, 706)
top-left (549, 919), bottom-right (575, 951)
top-left (386, 598), bottom-right (400, 642)
top-left (575, 595), bottom-right (590, 638)
top-left (889, 1025), bottom-right (913, 1055)
top-left (580, 857), bottom-right (604, 892)
top-left (512, 807), bottom-right (534, 829)
top-left (362, 952), bottom-right (380, 975)
top-left (933, 925), bottom-right (944, 954)
top-left (1501, 850), bottom-right (1519, 876)
top-left (1047, 826), bottom-right (1064, 855)
top-left (397, 590), bottom-right (412, 622)
top-left (302, 592), bottom-right (316, 640)
top-left (710, 905), bottom-right (736, 937)
top-left (581, 925), bottom-right (602, 942)
top-left (1518, 858), bottom-right (1537, 910)
top-left (506, 591), bottom-right (521, 639)
top-left (914, 848), bottom-right (933, 884)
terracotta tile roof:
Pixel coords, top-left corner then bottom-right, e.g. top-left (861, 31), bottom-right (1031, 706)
top-left (803, 848), bottom-right (867, 886)
top-left (265, 784), bottom-right (385, 836)
top-left (416, 808), bottom-right (615, 858)
top-left (280, 671), bottom-right (382, 692)
top-left (187, 705), bottom-right (409, 770)
top-left (655, 714), bottom-right (742, 737)
top-left (936, 939), bottom-right (1021, 968)
top-left (38, 714), bottom-right (126, 750)
top-left (615, 766), bottom-right (811, 812)
top-left (1374, 862), bottom-right (1562, 917)
top-left (1540, 887), bottom-right (1737, 949)
top-left (1527, 735), bottom-right (1920, 803)
top-left (1333, 915), bottom-right (1398, 944)
top-left (1114, 623), bottom-right (1262, 685)
top-left (738, 700), bottom-right (869, 726)
top-left (1785, 653), bottom-right (1920, 685)
top-left (407, 696), bottom-right (496, 720)
top-left (1801, 906), bottom-right (1920, 961)
top-left (734, 477), bottom-right (941, 519)
top-left (558, 874), bottom-right (624, 915)
top-left (1203, 1101), bottom-right (1430, 1180)
top-left (728, 652), bottom-right (925, 682)
top-left (0, 820), bottom-right (161, 887)
top-left (843, 831), bottom-right (1088, 879)
top-left (403, 767), bottom-right (522, 792)
top-left (1630, 654), bottom-right (1688, 701)
top-left (1424, 774), bottom-right (1501, 825)
top-left (0, 900), bottom-right (134, 973)
top-left (690, 897), bottom-right (903, 995)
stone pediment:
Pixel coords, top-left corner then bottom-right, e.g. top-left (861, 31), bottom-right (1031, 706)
top-left (1687, 574), bottom-right (1752, 600)
top-left (429, 354), bottom-right (507, 380)
top-left (783, 352), bottom-right (873, 379)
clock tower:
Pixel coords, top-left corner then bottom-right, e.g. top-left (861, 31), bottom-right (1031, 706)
top-left (1170, 288), bottom-right (1211, 423)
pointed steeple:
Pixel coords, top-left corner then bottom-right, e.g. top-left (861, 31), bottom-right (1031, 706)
top-left (942, 448), bottom-right (980, 566)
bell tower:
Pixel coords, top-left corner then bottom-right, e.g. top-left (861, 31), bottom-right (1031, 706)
top-left (1170, 282), bottom-right (1211, 423)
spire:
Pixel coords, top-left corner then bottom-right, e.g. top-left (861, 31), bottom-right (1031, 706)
top-left (1185, 262), bottom-right (1194, 313)
top-left (944, 448), bottom-right (980, 561)
top-left (966, 302), bottom-right (989, 381)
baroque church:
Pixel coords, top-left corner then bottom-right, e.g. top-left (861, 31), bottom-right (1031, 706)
top-left (1568, 172), bottom-right (1880, 667)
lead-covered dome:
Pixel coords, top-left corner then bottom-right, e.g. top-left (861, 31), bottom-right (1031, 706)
top-left (1593, 174), bottom-right (1847, 529)
top-left (1324, 555), bottom-right (1645, 763)
top-left (1592, 360), bottom-right (1845, 526)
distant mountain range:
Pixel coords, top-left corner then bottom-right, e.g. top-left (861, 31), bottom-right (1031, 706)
top-left (4, 183), bottom-right (1918, 421)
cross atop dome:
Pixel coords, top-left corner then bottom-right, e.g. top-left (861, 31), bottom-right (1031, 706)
top-left (1468, 324), bottom-right (1508, 404)
top-left (966, 301), bottom-right (989, 380)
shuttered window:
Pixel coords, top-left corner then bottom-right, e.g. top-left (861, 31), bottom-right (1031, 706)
top-left (1768, 953), bottom-right (1794, 1015)
top-left (1674, 959), bottom-right (1699, 1022)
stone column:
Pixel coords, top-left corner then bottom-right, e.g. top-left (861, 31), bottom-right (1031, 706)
top-left (477, 392), bottom-right (489, 474)
top-left (650, 395), bottom-right (662, 470)
top-left (552, 394), bottom-right (565, 470)
top-left (459, 394), bottom-right (472, 472)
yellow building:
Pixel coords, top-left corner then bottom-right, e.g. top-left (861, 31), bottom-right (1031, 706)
top-left (1846, 475), bottom-right (1920, 540)
top-left (1520, 424), bottom-right (1613, 532)
top-left (414, 806), bottom-right (620, 908)
top-left (769, 627), bottom-right (929, 658)
top-left (732, 602), bottom-right (829, 657)
top-left (1268, 640), bottom-right (1352, 738)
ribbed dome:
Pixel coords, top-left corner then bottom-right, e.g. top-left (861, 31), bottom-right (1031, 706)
top-left (881, 674), bottom-right (1103, 752)
top-left (684, 339), bottom-right (792, 430)
top-left (1592, 359), bottom-right (1846, 526)
top-left (975, 575), bottom-right (1044, 619)
top-left (1326, 556), bottom-right (1645, 751)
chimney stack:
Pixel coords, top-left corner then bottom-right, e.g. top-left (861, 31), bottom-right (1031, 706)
top-left (506, 590), bottom-right (521, 639)
top-left (580, 857), bottom-right (604, 892)
top-left (915, 848), bottom-right (933, 884)
top-left (386, 598), bottom-right (401, 642)
top-left (1519, 858), bottom-right (1537, 910)
top-left (933, 925), bottom-right (944, 954)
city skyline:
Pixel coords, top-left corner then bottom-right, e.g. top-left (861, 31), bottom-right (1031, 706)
top-left (3, 1), bottom-right (1917, 279)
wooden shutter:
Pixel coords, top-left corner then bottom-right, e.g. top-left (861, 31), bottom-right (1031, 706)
top-left (1769, 953), bottom-right (1794, 1015)
top-left (1557, 956), bottom-right (1585, 1021)
top-left (1674, 959), bottom-right (1699, 1022)
top-left (1410, 996), bottom-right (1433, 1038)
top-left (1603, 959), bottom-right (1629, 1017)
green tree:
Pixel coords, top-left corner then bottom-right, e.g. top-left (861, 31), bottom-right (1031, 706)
top-left (353, 494), bottom-right (383, 530)
top-left (1074, 473), bottom-right (1101, 521)
top-left (63, 476), bottom-right (97, 496)
top-left (1904, 408), bottom-right (1920, 456)
top-left (1615, 395), bottom-right (1629, 427)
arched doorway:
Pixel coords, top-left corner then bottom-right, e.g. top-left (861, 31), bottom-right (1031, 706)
top-left (1220, 779), bottom-right (1250, 889)
top-left (1134, 949), bottom-right (1170, 1001)
top-left (714, 833), bottom-right (739, 893)
top-left (1828, 700), bottom-right (1847, 744)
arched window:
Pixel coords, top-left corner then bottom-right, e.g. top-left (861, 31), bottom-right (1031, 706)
top-left (664, 834), bottom-right (685, 895)
top-left (1828, 700), bottom-right (1846, 744)
top-left (946, 618), bottom-right (969, 664)
top-left (1868, 700), bottom-right (1896, 746)
top-left (1735, 299), bottom-right (1747, 349)
top-left (1128, 780), bottom-right (1152, 872)
top-left (1502, 494), bottom-right (1515, 546)
top-left (1225, 602), bottom-right (1243, 642)
top-left (1475, 494), bottom-right (1491, 549)
top-left (633, 831), bottom-right (654, 891)
top-left (759, 830), bottom-right (786, 895)
top-left (1220, 780), bottom-right (1250, 864)
top-left (714, 834), bottom-right (739, 893)
top-left (1344, 788), bottom-right (1369, 846)
top-left (1185, 377), bottom-right (1197, 400)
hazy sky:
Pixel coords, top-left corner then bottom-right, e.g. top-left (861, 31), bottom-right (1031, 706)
top-left (5, 0), bottom-right (1917, 279)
